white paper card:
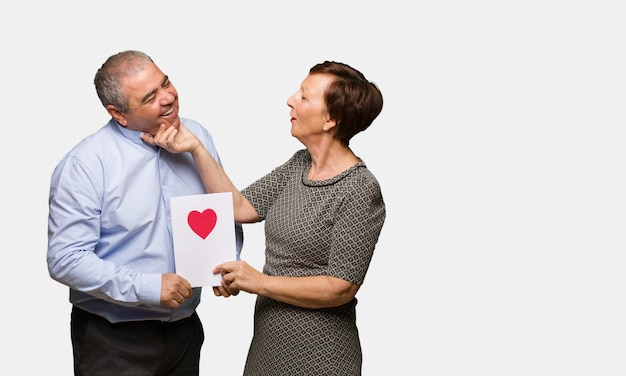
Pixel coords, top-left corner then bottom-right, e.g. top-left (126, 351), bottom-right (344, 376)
top-left (171, 192), bottom-right (236, 287)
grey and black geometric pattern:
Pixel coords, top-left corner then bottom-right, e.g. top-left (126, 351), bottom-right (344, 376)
top-left (241, 149), bottom-right (386, 375)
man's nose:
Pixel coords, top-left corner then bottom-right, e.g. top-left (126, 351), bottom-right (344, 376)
top-left (159, 89), bottom-right (175, 104)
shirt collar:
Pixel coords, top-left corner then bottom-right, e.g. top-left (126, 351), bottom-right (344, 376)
top-left (112, 119), bottom-right (150, 146)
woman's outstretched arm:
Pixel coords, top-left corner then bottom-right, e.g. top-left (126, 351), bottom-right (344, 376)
top-left (141, 124), bottom-right (260, 223)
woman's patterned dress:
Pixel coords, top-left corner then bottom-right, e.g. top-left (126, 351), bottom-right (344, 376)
top-left (241, 149), bottom-right (386, 375)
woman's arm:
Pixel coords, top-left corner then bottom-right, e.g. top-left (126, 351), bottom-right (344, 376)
top-left (214, 260), bottom-right (360, 308)
top-left (141, 124), bottom-right (260, 223)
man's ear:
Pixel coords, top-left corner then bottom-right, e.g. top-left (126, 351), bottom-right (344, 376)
top-left (107, 105), bottom-right (127, 127)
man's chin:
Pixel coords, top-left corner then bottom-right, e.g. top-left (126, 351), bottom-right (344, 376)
top-left (161, 117), bottom-right (181, 130)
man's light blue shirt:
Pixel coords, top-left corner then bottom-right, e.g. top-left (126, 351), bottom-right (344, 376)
top-left (47, 118), bottom-right (243, 323)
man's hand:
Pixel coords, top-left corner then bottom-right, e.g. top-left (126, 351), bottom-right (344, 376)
top-left (161, 273), bottom-right (193, 309)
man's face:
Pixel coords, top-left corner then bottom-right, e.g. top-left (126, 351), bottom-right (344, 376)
top-left (117, 62), bottom-right (181, 136)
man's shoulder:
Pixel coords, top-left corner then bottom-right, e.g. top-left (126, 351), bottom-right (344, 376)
top-left (180, 117), bottom-right (206, 132)
top-left (181, 117), bottom-right (216, 147)
top-left (67, 122), bottom-right (114, 151)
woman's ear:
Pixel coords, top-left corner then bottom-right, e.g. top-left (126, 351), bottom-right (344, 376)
top-left (323, 117), bottom-right (336, 132)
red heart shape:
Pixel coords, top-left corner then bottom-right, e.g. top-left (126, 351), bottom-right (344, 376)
top-left (187, 209), bottom-right (218, 239)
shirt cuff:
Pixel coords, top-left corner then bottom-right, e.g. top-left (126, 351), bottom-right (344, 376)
top-left (138, 273), bottom-right (162, 305)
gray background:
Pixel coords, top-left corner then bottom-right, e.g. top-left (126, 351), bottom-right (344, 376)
top-left (2, 1), bottom-right (624, 375)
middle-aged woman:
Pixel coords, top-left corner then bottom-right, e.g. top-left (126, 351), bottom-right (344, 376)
top-left (142, 60), bottom-right (385, 375)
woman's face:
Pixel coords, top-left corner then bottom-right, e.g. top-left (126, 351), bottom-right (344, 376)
top-left (287, 73), bottom-right (335, 142)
